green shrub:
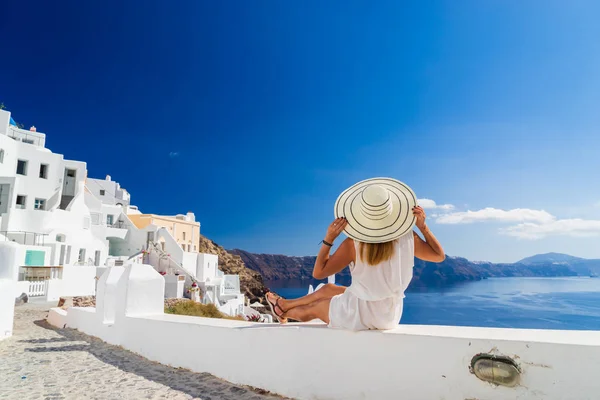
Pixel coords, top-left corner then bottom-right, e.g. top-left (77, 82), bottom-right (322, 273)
top-left (164, 300), bottom-right (244, 320)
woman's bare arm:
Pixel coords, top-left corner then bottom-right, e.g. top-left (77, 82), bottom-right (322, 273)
top-left (413, 206), bottom-right (445, 263)
top-left (312, 218), bottom-right (355, 279)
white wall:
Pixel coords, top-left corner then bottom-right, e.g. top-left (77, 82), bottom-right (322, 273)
top-left (157, 228), bottom-right (183, 265)
top-left (4, 138), bottom-right (64, 216)
top-left (0, 110), bottom-right (10, 136)
top-left (107, 217), bottom-right (148, 257)
top-left (218, 295), bottom-right (244, 316)
top-left (45, 279), bottom-right (63, 302)
top-left (0, 136), bottom-right (19, 187)
top-left (0, 241), bottom-right (24, 280)
top-left (87, 177), bottom-right (130, 207)
top-left (0, 239), bottom-right (18, 341)
top-left (181, 251), bottom-right (197, 275)
top-left (0, 279), bottom-right (15, 340)
top-left (55, 264), bottom-right (600, 400)
top-left (61, 266), bottom-right (96, 296)
top-left (196, 253), bottom-right (218, 281)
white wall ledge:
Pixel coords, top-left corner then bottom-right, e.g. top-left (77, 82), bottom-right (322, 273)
top-left (51, 264), bottom-right (600, 400)
top-left (135, 313), bottom-right (600, 345)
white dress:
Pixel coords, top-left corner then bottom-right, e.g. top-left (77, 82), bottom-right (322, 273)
top-left (328, 233), bottom-right (415, 331)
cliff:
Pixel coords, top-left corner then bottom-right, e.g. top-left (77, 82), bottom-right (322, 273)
top-left (198, 236), bottom-right (268, 303)
top-left (228, 250), bottom-right (579, 289)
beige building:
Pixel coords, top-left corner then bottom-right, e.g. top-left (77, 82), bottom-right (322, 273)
top-left (128, 212), bottom-right (200, 253)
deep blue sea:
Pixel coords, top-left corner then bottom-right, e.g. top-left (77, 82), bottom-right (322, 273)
top-left (265, 277), bottom-right (600, 330)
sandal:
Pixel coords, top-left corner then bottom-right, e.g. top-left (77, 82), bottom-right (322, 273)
top-left (265, 292), bottom-right (288, 324)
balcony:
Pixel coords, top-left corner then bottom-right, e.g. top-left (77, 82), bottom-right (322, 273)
top-left (0, 230), bottom-right (49, 246)
top-left (7, 127), bottom-right (45, 147)
top-left (106, 219), bottom-right (128, 240)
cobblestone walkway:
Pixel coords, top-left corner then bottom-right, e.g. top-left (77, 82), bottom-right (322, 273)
top-left (0, 302), bottom-right (284, 400)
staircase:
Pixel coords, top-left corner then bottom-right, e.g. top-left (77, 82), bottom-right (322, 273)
top-left (146, 241), bottom-right (198, 284)
top-left (59, 195), bottom-right (74, 210)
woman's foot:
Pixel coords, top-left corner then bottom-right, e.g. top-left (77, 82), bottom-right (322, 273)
top-left (266, 292), bottom-right (288, 324)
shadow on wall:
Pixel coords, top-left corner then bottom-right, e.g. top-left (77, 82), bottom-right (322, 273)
top-left (26, 320), bottom-right (278, 398)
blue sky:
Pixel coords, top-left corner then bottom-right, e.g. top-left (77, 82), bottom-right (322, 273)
top-left (2, 1), bottom-right (600, 262)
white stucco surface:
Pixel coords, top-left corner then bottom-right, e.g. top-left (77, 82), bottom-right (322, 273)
top-left (54, 263), bottom-right (600, 400)
top-left (0, 279), bottom-right (15, 340)
top-left (0, 241), bottom-right (18, 340)
top-left (47, 306), bottom-right (67, 328)
top-left (61, 266), bottom-right (96, 296)
top-left (0, 242), bottom-right (22, 280)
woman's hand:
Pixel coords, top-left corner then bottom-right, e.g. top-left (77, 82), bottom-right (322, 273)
top-left (325, 217), bottom-right (348, 243)
top-left (413, 206), bottom-right (427, 231)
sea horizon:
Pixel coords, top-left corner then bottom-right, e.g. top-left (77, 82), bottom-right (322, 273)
top-left (266, 276), bottom-right (600, 331)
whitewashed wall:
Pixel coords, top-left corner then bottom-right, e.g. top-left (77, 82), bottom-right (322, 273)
top-left (60, 266), bottom-right (96, 296)
top-left (52, 263), bottom-right (600, 400)
top-left (181, 251), bottom-right (197, 274)
top-left (196, 253), bottom-right (218, 281)
top-left (0, 279), bottom-right (15, 340)
top-left (0, 240), bottom-right (18, 340)
top-left (0, 241), bottom-right (24, 281)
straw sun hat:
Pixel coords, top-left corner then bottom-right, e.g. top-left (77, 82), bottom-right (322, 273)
top-left (334, 177), bottom-right (417, 243)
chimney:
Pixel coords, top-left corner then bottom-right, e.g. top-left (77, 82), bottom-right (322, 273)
top-left (30, 126), bottom-right (36, 132)
top-left (106, 175), bottom-right (112, 181)
top-left (186, 212), bottom-right (196, 222)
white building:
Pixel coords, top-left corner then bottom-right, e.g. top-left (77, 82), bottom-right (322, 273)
top-left (84, 176), bottom-right (245, 317)
top-left (106, 222), bottom-right (246, 317)
top-left (195, 253), bottom-right (245, 316)
top-left (87, 175), bottom-right (131, 208)
top-left (0, 109), bottom-right (104, 300)
top-left (0, 107), bottom-right (245, 316)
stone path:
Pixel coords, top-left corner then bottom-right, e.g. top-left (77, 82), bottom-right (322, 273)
top-left (0, 302), bottom-right (285, 400)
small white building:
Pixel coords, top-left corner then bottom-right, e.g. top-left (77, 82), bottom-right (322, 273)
top-left (0, 109), bottom-right (104, 300)
top-left (87, 175), bottom-right (131, 208)
top-left (195, 253), bottom-right (245, 316)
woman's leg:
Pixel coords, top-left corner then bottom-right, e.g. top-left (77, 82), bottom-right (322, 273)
top-left (283, 298), bottom-right (332, 323)
top-left (268, 283), bottom-right (346, 312)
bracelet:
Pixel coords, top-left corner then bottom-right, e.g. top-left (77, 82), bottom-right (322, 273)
top-left (321, 239), bottom-right (333, 247)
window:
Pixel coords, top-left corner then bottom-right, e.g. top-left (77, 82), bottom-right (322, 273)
top-left (90, 212), bottom-right (101, 225)
top-left (16, 195), bottom-right (26, 209)
top-left (183, 232), bottom-right (186, 240)
top-left (24, 250), bottom-right (45, 266)
top-left (22, 138), bottom-right (34, 145)
top-left (0, 149), bottom-right (4, 163)
top-left (39, 164), bottom-right (49, 179)
top-left (100, 189), bottom-right (105, 196)
top-left (66, 169), bottom-right (76, 177)
top-left (34, 198), bottom-right (46, 210)
top-left (193, 245), bottom-right (197, 252)
top-left (78, 248), bottom-right (86, 263)
top-left (16, 159), bottom-right (28, 175)
top-left (94, 250), bottom-right (101, 267)
top-left (106, 214), bottom-right (114, 225)
top-left (65, 246), bottom-right (72, 264)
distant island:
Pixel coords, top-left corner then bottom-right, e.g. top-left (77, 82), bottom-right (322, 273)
top-left (200, 234), bottom-right (600, 303)
top-left (228, 249), bottom-right (600, 289)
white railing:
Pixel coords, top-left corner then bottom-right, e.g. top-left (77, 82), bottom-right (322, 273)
top-left (27, 280), bottom-right (48, 297)
top-left (147, 241), bottom-right (197, 283)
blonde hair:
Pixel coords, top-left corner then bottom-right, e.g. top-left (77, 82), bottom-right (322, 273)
top-left (358, 241), bottom-right (395, 266)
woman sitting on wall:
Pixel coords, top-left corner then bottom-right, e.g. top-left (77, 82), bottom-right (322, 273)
top-left (266, 177), bottom-right (445, 331)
